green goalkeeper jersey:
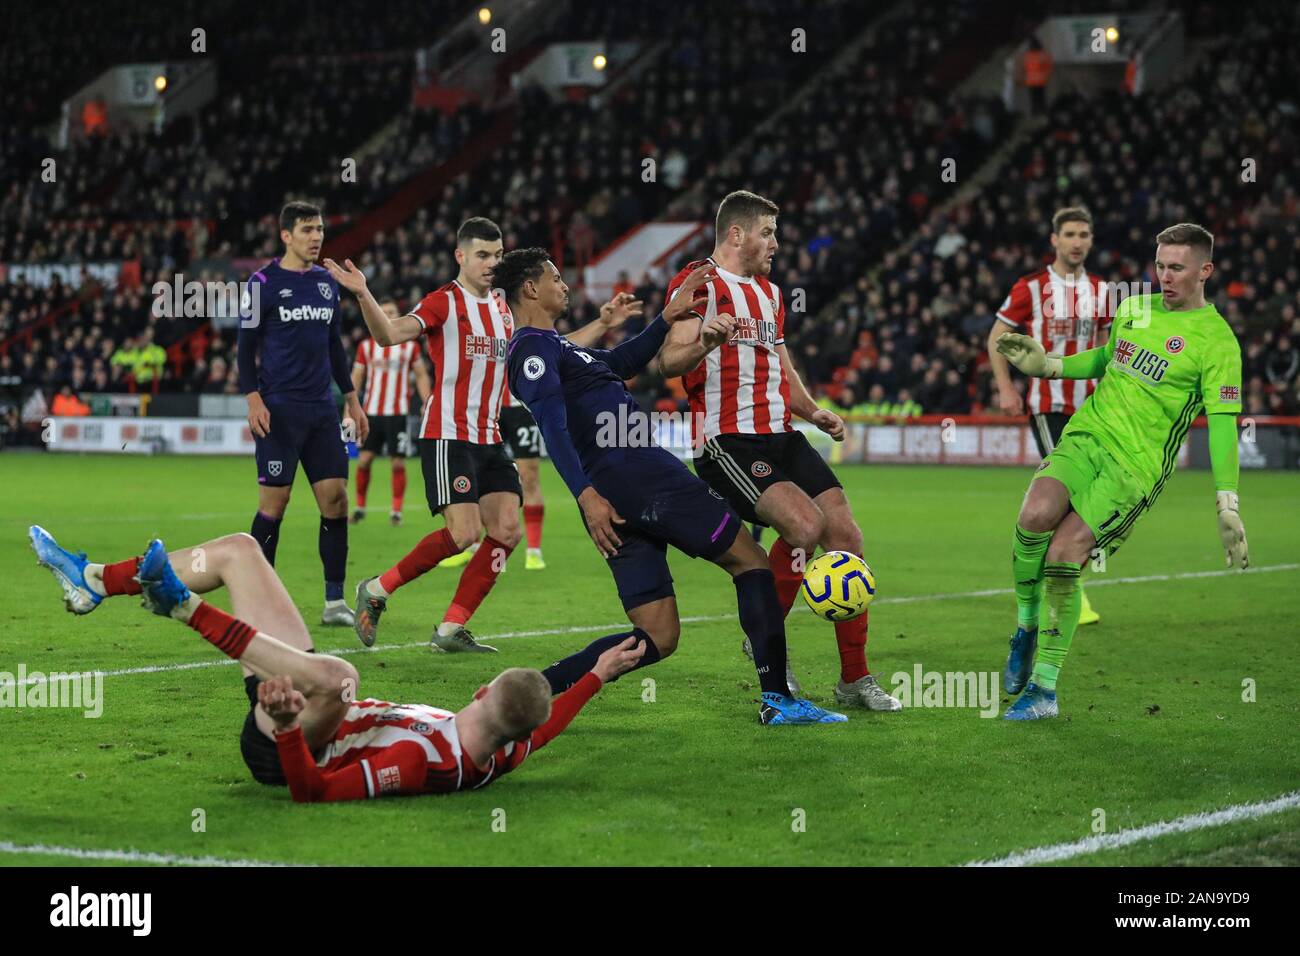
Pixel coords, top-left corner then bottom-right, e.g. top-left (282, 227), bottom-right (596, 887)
top-left (1061, 293), bottom-right (1242, 489)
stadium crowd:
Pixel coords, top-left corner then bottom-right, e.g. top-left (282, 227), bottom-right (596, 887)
top-left (2, 0), bottom-right (1297, 448)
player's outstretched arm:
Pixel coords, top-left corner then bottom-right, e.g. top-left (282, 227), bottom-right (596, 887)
top-left (566, 292), bottom-right (645, 348)
top-left (1208, 414), bottom-right (1248, 569)
top-left (322, 258), bottom-right (423, 346)
top-left (524, 637), bottom-right (647, 754)
top-left (996, 333), bottom-right (1109, 381)
top-left (593, 263), bottom-right (717, 378)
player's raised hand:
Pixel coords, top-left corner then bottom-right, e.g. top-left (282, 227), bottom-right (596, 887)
top-left (323, 258), bottom-right (368, 295)
top-left (810, 407), bottom-right (846, 441)
top-left (699, 313), bottom-right (736, 349)
top-left (592, 635), bottom-right (649, 683)
top-left (1216, 492), bottom-right (1249, 569)
top-left (258, 675), bottom-right (307, 729)
top-left (577, 487), bottom-right (625, 558)
top-left (663, 263), bottom-right (717, 323)
top-left (600, 292), bottom-right (644, 332)
top-left (996, 333), bottom-right (1061, 379)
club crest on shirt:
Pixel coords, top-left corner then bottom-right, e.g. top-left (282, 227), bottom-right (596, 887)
top-left (318, 282), bottom-right (333, 300)
top-left (1165, 335), bottom-right (1185, 354)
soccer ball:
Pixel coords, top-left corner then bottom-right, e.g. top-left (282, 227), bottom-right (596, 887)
top-left (801, 551), bottom-right (876, 622)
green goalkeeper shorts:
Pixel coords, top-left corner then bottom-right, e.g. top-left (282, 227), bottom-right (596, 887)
top-left (1033, 431), bottom-right (1152, 556)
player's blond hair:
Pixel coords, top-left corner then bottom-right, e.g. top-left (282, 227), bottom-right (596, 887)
top-left (1156, 222), bottom-right (1214, 260)
top-left (1051, 206), bottom-right (1092, 234)
top-left (483, 668), bottom-right (553, 741)
top-left (716, 190), bottom-right (779, 240)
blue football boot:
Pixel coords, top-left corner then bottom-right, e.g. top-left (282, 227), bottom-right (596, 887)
top-left (137, 539), bottom-right (191, 617)
top-left (1003, 682), bottom-right (1058, 721)
top-left (759, 692), bottom-right (848, 725)
top-left (1003, 626), bottom-right (1037, 694)
top-left (29, 524), bottom-right (102, 615)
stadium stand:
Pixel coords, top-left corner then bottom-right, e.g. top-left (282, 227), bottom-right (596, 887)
top-left (2, 0), bottom-right (1297, 448)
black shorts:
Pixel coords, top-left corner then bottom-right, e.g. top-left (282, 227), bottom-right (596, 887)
top-left (693, 431), bottom-right (842, 526)
top-left (500, 404), bottom-right (543, 460)
top-left (255, 400), bottom-right (349, 487)
top-left (420, 437), bottom-right (522, 514)
top-left (589, 447), bottom-right (741, 611)
top-left (1029, 412), bottom-right (1070, 459)
top-left (362, 414), bottom-right (412, 457)
top-left (240, 675), bottom-right (287, 786)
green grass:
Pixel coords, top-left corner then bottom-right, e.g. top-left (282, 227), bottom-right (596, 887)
top-left (1, 454), bottom-right (1297, 866)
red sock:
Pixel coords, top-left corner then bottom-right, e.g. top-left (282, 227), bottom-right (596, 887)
top-left (523, 504), bottom-right (544, 550)
top-left (444, 536), bottom-right (515, 625)
top-left (101, 557), bottom-right (142, 596)
top-left (391, 466), bottom-right (407, 513)
top-left (835, 611), bottom-right (869, 683)
top-left (355, 465), bottom-right (371, 509)
top-left (768, 538), bottom-right (802, 617)
top-left (188, 600), bottom-right (256, 660)
top-left (380, 528), bottom-right (458, 593)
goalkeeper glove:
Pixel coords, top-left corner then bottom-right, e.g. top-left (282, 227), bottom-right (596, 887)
top-left (996, 333), bottom-right (1062, 379)
top-left (1216, 491), bottom-right (1249, 569)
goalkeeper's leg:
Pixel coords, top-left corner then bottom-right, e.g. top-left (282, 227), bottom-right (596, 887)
top-left (1005, 477), bottom-right (1070, 693)
top-left (1006, 512), bottom-right (1094, 720)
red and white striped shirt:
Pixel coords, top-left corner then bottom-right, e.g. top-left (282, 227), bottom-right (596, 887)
top-left (354, 339), bottom-right (418, 417)
top-left (409, 280), bottom-right (513, 443)
top-left (996, 267), bottom-right (1113, 416)
top-left (667, 259), bottom-right (792, 441)
top-left (271, 673), bottom-right (603, 802)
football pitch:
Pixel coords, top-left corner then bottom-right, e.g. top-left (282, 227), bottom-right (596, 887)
top-left (2, 454), bottom-right (1297, 867)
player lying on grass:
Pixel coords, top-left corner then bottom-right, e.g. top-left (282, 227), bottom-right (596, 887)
top-left (29, 526), bottom-right (645, 799)
top-left (498, 249), bottom-right (846, 725)
top-left (994, 222), bottom-right (1248, 721)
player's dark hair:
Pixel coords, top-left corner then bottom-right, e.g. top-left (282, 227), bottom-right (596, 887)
top-left (716, 190), bottom-right (779, 240)
top-left (457, 217), bottom-right (502, 247)
top-left (279, 201), bottom-right (322, 233)
top-left (1051, 206), bottom-right (1092, 234)
top-left (494, 247), bottom-right (551, 305)
top-left (1156, 222), bottom-right (1214, 260)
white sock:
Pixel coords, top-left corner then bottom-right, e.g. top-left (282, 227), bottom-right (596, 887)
top-left (171, 593), bottom-right (200, 623)
top-left (366, 578), bottom-right (389, 599)
top-left (324, 598), bottom-right (348, 608)
top-left (84, 563), bottom-right (108, 597)
top-left (436, 621), bottom-right (459, 637)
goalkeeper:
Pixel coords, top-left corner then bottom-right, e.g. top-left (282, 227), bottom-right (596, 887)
top-left (993, 223), bottom-right (1248, 720)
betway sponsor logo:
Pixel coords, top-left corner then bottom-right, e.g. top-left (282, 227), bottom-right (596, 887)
top-left (279, 304), bottom-right (334, 323)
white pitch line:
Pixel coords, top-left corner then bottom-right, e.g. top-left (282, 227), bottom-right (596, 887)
top-left (5, 563), bottom-right (1296, 688)
top-left (0, 840), bottom-right (306, 867)
top-left (965, 790), bottom-right (1300, 867)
